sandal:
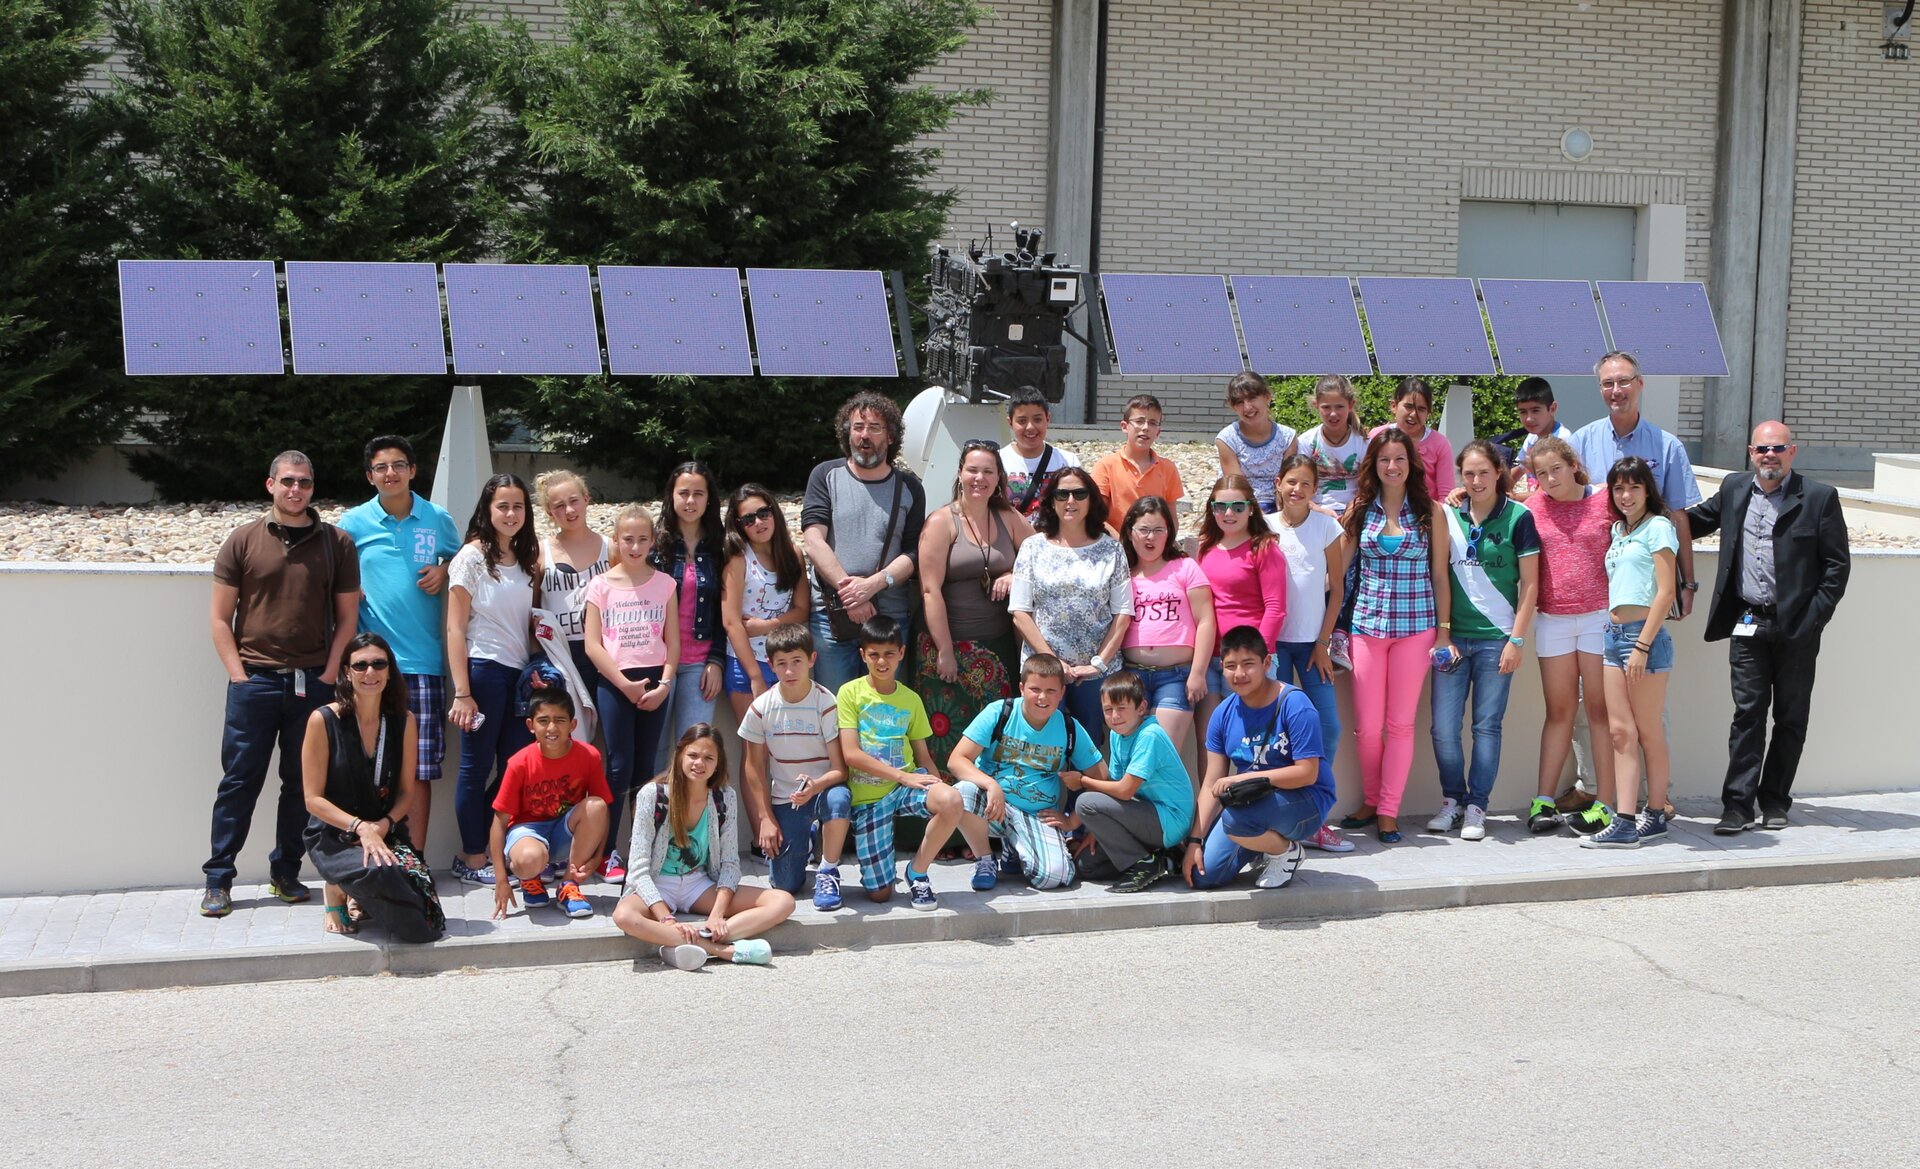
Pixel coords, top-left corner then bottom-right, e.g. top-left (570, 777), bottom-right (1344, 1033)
top-left (1338, 809), bottom-right (1378, 828)
top-left (1377, 818), bottom-right (1403, 844)
top-left (345, 896), bottom-right (366, 925)
top-left (323, 905), bottom-right (359, 935)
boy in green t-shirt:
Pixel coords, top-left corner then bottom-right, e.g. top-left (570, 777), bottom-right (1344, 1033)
top-left (832, 616), bottom-right (967, 910)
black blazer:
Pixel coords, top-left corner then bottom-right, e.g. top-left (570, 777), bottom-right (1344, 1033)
top-left (1685, 471), bottom-right (1850, 642)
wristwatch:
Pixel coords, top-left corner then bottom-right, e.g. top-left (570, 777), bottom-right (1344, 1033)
top-left (1681, 580), bottom-right (1699, 591)
top-left (1185, 836), bottom-right (1204, 847)
top-left (1089, 654), bottom-right (1108, 671)
top-left (1508, 635), bottom-right (1526, 647)
top-left (883, 570), bottom-right (898, 588)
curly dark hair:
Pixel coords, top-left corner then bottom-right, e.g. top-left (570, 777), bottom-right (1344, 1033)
top-left (833, 391), bottom-right (904, 465)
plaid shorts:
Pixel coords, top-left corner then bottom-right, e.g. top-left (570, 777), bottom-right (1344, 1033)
top-left (406, 673), bottom-right (447, 782)
top-left (956, 783), bottom-right (1075, 890)
top-left (850, 782), bottom-right (937, 892)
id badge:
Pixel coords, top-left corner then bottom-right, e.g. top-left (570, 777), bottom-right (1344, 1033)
top-left (1731, 612), bottom-right (1758, 638)
top-left (294, 668), bottom-right (308, 697)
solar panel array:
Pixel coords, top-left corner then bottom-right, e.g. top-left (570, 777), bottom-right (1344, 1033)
top-left (116, 261), bottom-right (1729, 379)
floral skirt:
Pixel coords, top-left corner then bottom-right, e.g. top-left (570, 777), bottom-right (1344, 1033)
top-left (913, 629), bottom-right (1019, 778)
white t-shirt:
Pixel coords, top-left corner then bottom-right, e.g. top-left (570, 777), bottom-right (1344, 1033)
top-left (1267, 508), bottom-right (1344, 645)
top-left (737, 681), bottom-right (840, 804)
top-left (1216, 421), bottom-right (1298, 510)
top-left (1000, 444), bottom-right (1082, 513)
top-left (448, 543), bottom-right (533, 669)
top-left (1298, 425), bottom-right (1370, 511)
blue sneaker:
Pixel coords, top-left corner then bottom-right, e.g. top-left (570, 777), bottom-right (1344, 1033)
top-left (519, 876), bottom-right (551, 907)
top-left (451, 857), bottom-right (497, 886)
top-left (996, 844), bottom-right (1024, 877)
top-left (908, 872), bottom-right (938, 910)
top-left (812, 864), bottom-right (843, 911)
top-left (971, 854), bottom-right (998, 891)
top-left (1581, 814), bottom-right (1641, 849)
top-left (556, 881), bottom-right (593, 918)
top-left (1635, 808), bottom-right (1670, 841)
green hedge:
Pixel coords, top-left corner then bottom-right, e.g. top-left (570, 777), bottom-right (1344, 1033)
top-left (1264, 372), bottom-right (1523, 441)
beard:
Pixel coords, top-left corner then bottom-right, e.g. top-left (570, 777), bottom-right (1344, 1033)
top-left (1757, 465), bottom-right (1785, 483)
top-left (850, 444), bottom-right (886, 469)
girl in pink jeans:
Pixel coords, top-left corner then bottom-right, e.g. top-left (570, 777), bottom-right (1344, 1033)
top-left (1337, 429), bottom-right (1453, 842)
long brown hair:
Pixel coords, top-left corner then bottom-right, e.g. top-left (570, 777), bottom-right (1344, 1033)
top-left (952, 439), bottom-right (1022, 523)
top-left (463, 473), bottom-right (540, 581)
top-left (666, 724), bottom-right (730, 847)
top-left (1120, 495), bottom-right (1185, 570)
top-left (1456, 439), bottom-right (1512, 505)
top-left (1196, 474), bottom-right (1276, 558)
top-left (1342, 427), bottom-right (1433, 542)
top-left (724, 483), bottom-right (803, 592)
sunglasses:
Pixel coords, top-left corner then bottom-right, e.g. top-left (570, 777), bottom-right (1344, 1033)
top-left (737, 505), bottom-right (777, 526)
top-left (347, 659), bottom-right (391, 673)
top-left (1751, 444), bottom-right (1791, 455)
top-left (277, 477), bottom-right (315, 490)
top-left (1210, 500), bottom-right (1250, 514)
top-left (1053, 487), bottom-right (1092, 502)
top-left (963, 439), bottom-right (1002, 452)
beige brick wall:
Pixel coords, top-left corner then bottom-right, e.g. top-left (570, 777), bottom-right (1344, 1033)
top-left (1786, 2), bottom-right (1920, 453)
top-left (1093, 0), bottom-right (1722, 432)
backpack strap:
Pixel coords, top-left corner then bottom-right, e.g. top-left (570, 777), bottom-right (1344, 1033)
top-left (652, 782), bottom-right (728, 835)
top-left (1016, 445), bottom-right (1055, 512)
top-left (985, 697), bottom-right (1076, 763)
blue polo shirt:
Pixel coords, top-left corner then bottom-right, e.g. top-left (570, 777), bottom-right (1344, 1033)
top-left (338, 493), bottom-right (460, 675)
top-left (1572, 416), bottom-right (1702, 509)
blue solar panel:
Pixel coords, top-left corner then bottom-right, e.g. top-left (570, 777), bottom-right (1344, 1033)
top-left (1099, 274), bottom-right (1243, 375)
top-left (599, 266), bottom-right (752, 376)
top-left (1479, 279), bottom-right (1609, 376)
top-left (444, 264), bottom-right (602, 376)
top-left (1228, 275), bottom-right (1371, 375)
top-left (285, 262), bottom-right (447, 375)
top-left (745, 269), bottom-right (898, 377)
top-left (119, 260), bottom-right (284, 376)
top-left (1357, 278), bottom-right (1495, 376)
top-left (1595, 281), bottom-right (1730, 377)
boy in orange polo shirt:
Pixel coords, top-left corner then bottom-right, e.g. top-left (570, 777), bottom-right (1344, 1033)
top-left (1090, 394), bottom-right (1185, 519)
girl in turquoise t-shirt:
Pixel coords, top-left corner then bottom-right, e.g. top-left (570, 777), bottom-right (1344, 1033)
top-left (1587, 456), bottom-right (1679, 851)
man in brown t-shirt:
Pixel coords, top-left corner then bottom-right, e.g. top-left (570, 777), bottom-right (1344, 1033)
top-left (201, 451), bottom-right (360, 917)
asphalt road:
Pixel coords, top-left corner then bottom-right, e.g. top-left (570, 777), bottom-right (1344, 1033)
top-left (6, 880), bottom-right (1917, 1168)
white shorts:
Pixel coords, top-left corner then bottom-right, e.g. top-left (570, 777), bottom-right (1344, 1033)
top-left (650, 871), bottom-right (717, 914)
top-left (1535, 609), bottom-right (1607, 658)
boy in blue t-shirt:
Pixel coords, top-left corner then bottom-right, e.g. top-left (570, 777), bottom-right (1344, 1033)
top-left (946, 654), bottom-right (1104, 891)
top-left (1186, 625), bottom-right (1336, 891)
top-left (1065, 670), bottom-right (1197, 893)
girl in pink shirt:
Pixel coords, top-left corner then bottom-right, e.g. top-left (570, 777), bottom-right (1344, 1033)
top-left (1194, 474), bottom-right (1286, 736)
top-left (1520, 437), bottom-right (1616, 835)
top-left (1120, 495), bottom-right (1216, 758)
top-left (584, 505), bottom-right (680, 878)
top-left (1369, 377), bottom-right (1456, 496)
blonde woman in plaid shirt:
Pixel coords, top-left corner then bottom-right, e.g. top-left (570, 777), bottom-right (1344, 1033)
top-left (1336, 429), bottom-right (1453, 843)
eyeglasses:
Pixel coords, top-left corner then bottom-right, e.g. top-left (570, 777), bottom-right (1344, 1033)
top-left (347, 659), bottom-right (391, 673)
top-left (1053, 487), bottom-right (1092, 502)
top-left (1751, 444), bottom-right (1791, 455)
top-left (1210, 500), bottom-right (1250, 514)
top-left (737, 505), bottom-right (777, 526)
top-left (1131, 526), bottom-right (1169, 539)
top-left (1599, 376), bottom-right (1642, 390)
top-left (369, 461), bottom-right (410, 475)
top-left (277, 477), bottom-right (315, 490)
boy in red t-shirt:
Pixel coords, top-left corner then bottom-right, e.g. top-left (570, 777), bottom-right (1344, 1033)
top-left (490, 691), bottom-right (613, 920)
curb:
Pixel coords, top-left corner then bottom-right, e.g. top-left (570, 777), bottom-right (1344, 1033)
top-left (5, 849), bottom-right (1917, 997)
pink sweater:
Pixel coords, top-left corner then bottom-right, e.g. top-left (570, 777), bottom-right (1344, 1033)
top-left (1197, 539), bottom-right (1286, 651)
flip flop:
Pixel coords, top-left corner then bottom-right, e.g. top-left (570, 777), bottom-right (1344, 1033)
top-left (323, 905), bottom-right (359, 936)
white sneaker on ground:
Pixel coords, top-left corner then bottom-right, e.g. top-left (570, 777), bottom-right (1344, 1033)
top-left (659, 943), bottom-right (708, 971)
top-left (1461, 805), bottom-right (1487, 841)
top-left (1254, 842), bottom-right (1305, 889)
top-left (1426, 798), bottom-right (1461, 833)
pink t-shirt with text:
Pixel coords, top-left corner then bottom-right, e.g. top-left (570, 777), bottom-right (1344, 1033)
top-left (1124, 558), bottom-right (1212, 650)
top-left (1197, 539), bottom-right (1287, 651)
top-left (1526, 489), bottom-right (1614, 615)
top-left (584, 570), bottom-right (676, 670)
top-left (1370, 424), bottom-right (1456, 496)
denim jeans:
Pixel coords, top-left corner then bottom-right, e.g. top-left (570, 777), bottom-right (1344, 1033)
top-left (1274, 640), bottom-right (1342, 759)
top-left (204, 668), bottom-right (330, 888)
top-left (1429, 636), bottom-right (1515, 810)
top-left (768, 786), bottom-right (853, 892)
top-left (808, 610), bottom-right (914, 696)
top-left (653, 661), bottom-right (718, 773)
top-left (1064, 676), bottom-right (1108, 742)
top-left (454, 657), bottom-right (533, 855)
top-left (600, 666), bottom-right (669, 856)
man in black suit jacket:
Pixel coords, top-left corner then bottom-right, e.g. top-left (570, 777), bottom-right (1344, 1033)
top-left (1685, 421), bottom-right (1850, 834)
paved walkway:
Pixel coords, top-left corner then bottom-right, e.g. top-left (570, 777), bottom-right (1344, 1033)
top-left (6, 791), bottom-right (1919, 996)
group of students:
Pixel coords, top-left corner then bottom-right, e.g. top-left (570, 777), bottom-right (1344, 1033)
top-left (285, 351), bottom-right (1703, 966)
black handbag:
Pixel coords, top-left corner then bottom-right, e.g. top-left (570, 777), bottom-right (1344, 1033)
top-left (1218, 776), bottom-right (1273, 807)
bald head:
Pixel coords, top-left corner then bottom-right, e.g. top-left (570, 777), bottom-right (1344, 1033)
top-left (1749, 420), bottom-right (1795, 483)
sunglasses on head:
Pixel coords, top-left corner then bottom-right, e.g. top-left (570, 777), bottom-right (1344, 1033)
top-left (1210, 500), bottom-right (1250, 514)
top-left (347, 659), bottom-right (390, 673)
top-left (1053, 486), bottom-right (1092, 502)
top-left (737, 505), bottom-right (777, 526)
top-left (963, 438), bottom-right (1002, 452)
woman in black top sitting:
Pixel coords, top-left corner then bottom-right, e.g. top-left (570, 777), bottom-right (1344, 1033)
top-left (301, 632), bottom-right (445, 941)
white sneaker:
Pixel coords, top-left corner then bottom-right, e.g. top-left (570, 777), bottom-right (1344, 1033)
top-left (1426, 798), bottom-right (1462, 833)
top-left (1254, 842), bottom-right (1305, 889)
top-left (1461, 805), bottom-right (1487, 841)
top-left (660, 943), bottom-right (708, 971)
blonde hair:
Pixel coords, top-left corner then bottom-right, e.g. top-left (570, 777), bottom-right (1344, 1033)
top-left (666, 725), bottom-right (730, 847)
top-left (535, 468), bottom-right (591, 513)
top-left (612, 502), bottom-right (654, 536)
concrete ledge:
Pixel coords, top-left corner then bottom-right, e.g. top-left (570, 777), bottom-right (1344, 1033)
top-left (7, 848), bottom-right (1914, 998)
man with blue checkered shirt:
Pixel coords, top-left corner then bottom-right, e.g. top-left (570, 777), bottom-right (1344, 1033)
top-left (1572, 351), bottom-right (1703, 617)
